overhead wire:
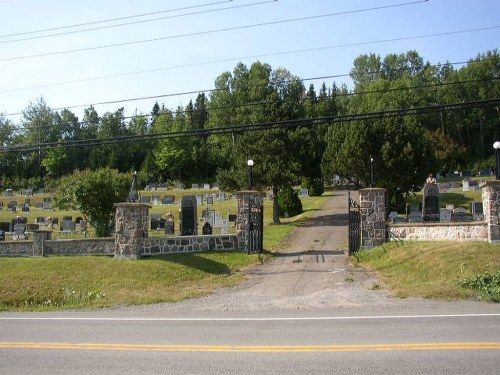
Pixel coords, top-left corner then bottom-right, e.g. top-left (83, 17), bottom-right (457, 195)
top-left (0, 1), bottom-right (276, 44)
top-left (0, 0), bottom-right (430, 62)
top-left (0, 0), bottom-right (233, 39)
top-left (3, 73), bottom-right (498, 130)
top-left (2, 97), bottom-right (499, 153)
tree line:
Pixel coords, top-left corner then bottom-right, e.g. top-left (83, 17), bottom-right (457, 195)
top-left (0, 49), bottom-right (499, 213)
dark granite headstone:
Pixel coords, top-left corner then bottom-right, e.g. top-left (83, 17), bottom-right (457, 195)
top-left (162, 195), bottom-right (175, 205)
top-left (471, 202), bottom-right (483, 214)
top-left (451, 212), bottom-right (473, 222)
top-left (181, 195), bottom-right (197, 235)
top-left (422, 183), bottom-right (440, 221)
top-left (202, 222), bottom-right (213, 235)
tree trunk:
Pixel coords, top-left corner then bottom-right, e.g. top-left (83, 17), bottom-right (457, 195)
top-left (272, 186), bottom-right (280, 224)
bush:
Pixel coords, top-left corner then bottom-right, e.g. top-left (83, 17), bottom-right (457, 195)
top-left (277, 186), bottom-right (303, 217)
top-left (458, 270), bottom-right (500, 302)
top-left (302, 177), bottom-right (324, 196)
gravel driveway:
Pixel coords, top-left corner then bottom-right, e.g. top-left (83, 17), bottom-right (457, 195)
top-left (138, 191), bottom-right (402, 314)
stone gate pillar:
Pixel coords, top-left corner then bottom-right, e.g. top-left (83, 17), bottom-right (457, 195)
top-left (481, 181), bottom-right (500, 243)
top-left (236, 191), bottom-right (263, 253)
top-left (359, 188), bottom-right (386, 249)
top-left (114, 203), bottom-right (151, 259)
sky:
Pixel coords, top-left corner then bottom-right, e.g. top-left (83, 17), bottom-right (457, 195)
top-left (0, 0), bottom-right (499, 124)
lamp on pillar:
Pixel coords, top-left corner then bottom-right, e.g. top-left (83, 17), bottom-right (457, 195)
top-left (247, 159), bottom-right (254, 190)
top-left (494, 142), bottom-right (500, 180)
top-left (370, 155), bottom-right (374, 187)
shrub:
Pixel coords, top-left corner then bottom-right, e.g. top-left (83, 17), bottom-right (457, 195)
top-left (277, 186), bottom-right (303, 217)
top-left (302, 177), bottom-right (324, 196)
top-left (458, 270), bottom-right (500, 302)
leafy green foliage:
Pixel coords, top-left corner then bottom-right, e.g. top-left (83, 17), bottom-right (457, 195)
top-left (302, 177), bottom-right (324, 196)
top-left (458, 271), bottom-right (500, 302)
top-left (277, 186), bottom-right (303, 217)
top-left (53, 168), bottom-right (129, 237)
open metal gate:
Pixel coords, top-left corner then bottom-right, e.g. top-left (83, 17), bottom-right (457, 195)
top-left (348, 192), bottom-right (360, 255)
top-left (247, 194), bottom-right (264, 254)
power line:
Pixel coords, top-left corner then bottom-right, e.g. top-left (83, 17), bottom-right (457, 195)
top-left (0, 0), bottom-right (430, 62)
top-left (0, 0), bottom-right (232, 39)
top-left (0, 1), bottom-right (276, 44)
top-left (0, 22), bottom-right (495, 98)
top-left (3, 73), bottom-right (498, 129)
top-left (3, 98), bottom-right (499, 153)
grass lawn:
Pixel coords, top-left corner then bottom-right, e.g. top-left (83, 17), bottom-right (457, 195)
top-left (354, 241), bottom-right (500, 301)
top-left (0, 191), bottom-right (331, 311)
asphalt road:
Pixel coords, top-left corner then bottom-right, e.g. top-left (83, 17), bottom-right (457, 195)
top-left (1, 191), bottom-right (499, 374)
top-left (0, 311), bottom-right (499, 374)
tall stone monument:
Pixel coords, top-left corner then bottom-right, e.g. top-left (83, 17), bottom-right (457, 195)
top-left (422, 181), bottom-right (440, 221)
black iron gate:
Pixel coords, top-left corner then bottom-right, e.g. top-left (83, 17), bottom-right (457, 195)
top-left (348, 192), bottom-right (360, 255)
top-left (247, 194), bottom-right (264, 254)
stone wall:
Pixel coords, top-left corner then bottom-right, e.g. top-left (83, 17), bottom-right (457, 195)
top-left (0, 238), bottom-right (114, 257)
top-left (387, 222), bottom-right (488, 241)
top-left (42, 238), bottom-right (115, 256)
top-left (0, 240), bottom-right (32, 257)
top-left (141, 235), bottom-right (237, 256)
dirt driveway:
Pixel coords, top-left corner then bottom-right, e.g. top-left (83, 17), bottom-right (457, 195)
top-left (146, 190), bottom-right (404, 314)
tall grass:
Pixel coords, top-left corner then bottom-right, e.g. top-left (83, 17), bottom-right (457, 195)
top-left (354, 241), bottom-right (500, 300)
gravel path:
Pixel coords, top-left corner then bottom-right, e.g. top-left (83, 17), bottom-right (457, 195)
top-left (136, 191), bottom-right (407, 314)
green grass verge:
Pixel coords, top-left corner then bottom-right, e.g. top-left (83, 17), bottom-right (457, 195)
top-left (0, 252), bottom-right (255, 311)
top-left (353, 241), bottom-right (500, 301)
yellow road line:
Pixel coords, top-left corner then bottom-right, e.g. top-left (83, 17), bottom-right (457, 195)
top-left (0, 342), bottom-right (499, 353)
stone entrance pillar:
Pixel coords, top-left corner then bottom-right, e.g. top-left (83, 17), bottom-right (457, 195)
top-left (481, 181), bottom-right (500, 243)
top-left (114, 203), bottom-right (151, 259)
top-left (359, 188), bottom-right (386, 249)
top-left (236, 191), bottom-right (263, 253)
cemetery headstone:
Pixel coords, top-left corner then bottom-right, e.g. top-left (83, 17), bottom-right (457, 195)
top-left (202, 221), bottom-right (213, 235)
top-left (228, 214), bottom-right (237, 222)
top-left (191, 184), bottom-right (199, 190)
top-left (162, 195), bottom-right (175, 205)
top-left (462, 179), bottom-right (470, 192)
top-left (478, 169), bottom-right (492, 176)
top-left (140, 196), bottom-right (151, 203)
top-left (43, 197), bottom-right (52, 210)
top-left (202, 209), bottom-right (215, 225)
top-left (13, 223), bottom-right (26, 240)
top-left (196, 195), bottom-right (202, 206)
top-left (422, 182), bottom-right (439, 221)
top-left (221, 220), bottom-right (229, 235)
top-left (165, 213), bottom-right (175, 235)
top-left (388, 211), bottom-right (398, 223)
top-left (79, 220), bottom-right (88, 234)
top-left (407, 204), bottom-right (422, 222)
top-left (451, 211), bottom-right (473, 222)
top-left (5, 189), bottom-right (13, 197)
top-left (60, 220), bottom-right (76, 233)
top-left (203, 183), bottom-right (210, 190)
top-left (472, 202), bottom-right (484, 221)
top-left (460, 170), bottom-right (472, 178)
top-left (181, 196), bottom-right (197, 235)
top-left (206, 195), bottom-right (214, 205)
top-left (175, 183), bottom-right (185, 190)
top-left (150, 214), bottom-right (162, 230)
top-left (440, 208), bottom-right (452, 222)
top-left (159, 183), bottom-right (168, 190)
top-left (152, 195), bottom-right (160, 205)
